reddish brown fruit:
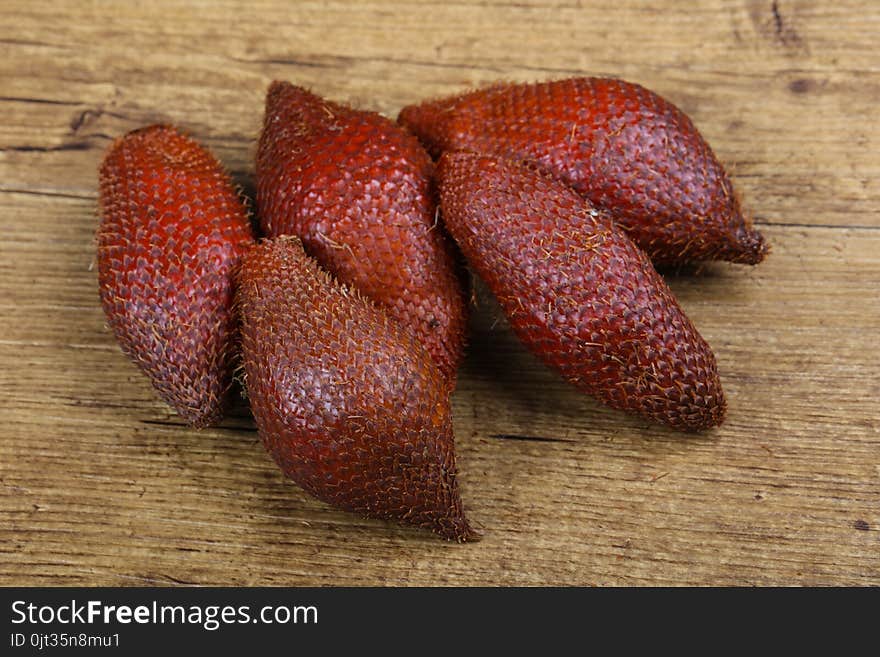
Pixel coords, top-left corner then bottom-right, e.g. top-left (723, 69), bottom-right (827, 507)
top-left (97, 125), bottom-right (254, 427)
top-left (400, 77), bottom-right (768, 266)
top-left (436, 152), bottom-right (726, 431)
top-left (237, 237), bottom-right (475, 541)
top-left (256, 81), bottom-right (468, 387)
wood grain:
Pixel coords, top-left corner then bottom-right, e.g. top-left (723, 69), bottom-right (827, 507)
top-left (1, 0), bottom-right (877, 586)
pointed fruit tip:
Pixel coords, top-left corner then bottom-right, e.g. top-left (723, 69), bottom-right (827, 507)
top-left (267, 79), bottom-right (290, 95)
top-left (738, 228), bottom-right (770, 265)
top-left (436, 516), bottom-right (481, 543)
top-left (678, 393), bottom-right (727, 433)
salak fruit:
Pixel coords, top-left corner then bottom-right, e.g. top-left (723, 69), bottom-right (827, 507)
top-left (256, 81), bottom-right (468, 387)
top-left (436, 152), bottom-right (726, 431)
top-left (237, 237), bottom-right (475, 541)
top-left (400, 77), bottom-right (768, 266)
top-left (97, 125), bottom-right (254, 427)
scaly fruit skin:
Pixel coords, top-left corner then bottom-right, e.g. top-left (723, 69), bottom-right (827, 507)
top-left (257, 81), bottom-right (468, 387)
top-left (98, 125), bottom-right (254, 427)
top-left (436, 152), bottom-right (726, 431)
top-left (400, 77), bottom-right (767, 266)
top-left (237, 237), bottom-right (474, 541)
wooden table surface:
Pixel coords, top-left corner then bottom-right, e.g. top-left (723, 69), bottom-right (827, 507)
top-left (1, 0), bottom-right (877, 586)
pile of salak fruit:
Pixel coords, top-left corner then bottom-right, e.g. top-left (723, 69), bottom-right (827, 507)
top-left (96, 78), bottom-right (768, 541)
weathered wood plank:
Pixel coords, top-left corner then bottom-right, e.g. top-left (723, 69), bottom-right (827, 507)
top-left (1, 0), bottom-right (877, 586)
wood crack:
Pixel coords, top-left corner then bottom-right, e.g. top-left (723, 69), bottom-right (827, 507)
top-left (0, 95), bottom-right (80, 106)
top-left (1, 142), bottom-right (91, 153)
top-left (754, 220), bottom-right (880, 231)
top-left (0, 187), bottom-right (96, 201)
top-left (490, 433), bottom-right (575, 444)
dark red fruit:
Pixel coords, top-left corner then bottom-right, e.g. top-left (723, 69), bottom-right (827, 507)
top-left (436, 152), bottom-right (726, 431)
top-left (400, 77), bottom-right (767, 266)
top-left (237, 237), bottom-right (475, 541)
top-left (257, 81), bottom-right (468, 387)
top-left (97, 125), bottom-right (254, 427)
